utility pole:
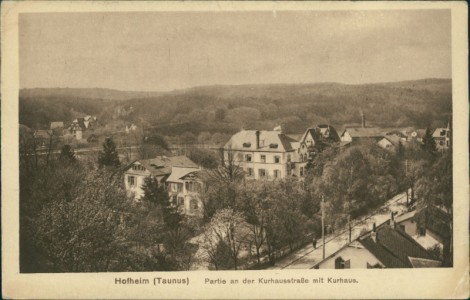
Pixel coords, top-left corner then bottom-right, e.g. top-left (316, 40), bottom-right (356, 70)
top-left (321, 194), bottom-right (326, 260)
top-left (405, 159), bottom-right (409, 205)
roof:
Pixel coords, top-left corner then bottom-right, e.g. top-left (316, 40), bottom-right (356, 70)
top-left (224, 130), bottom-right (298, 152)
top-left (394, 210), bottom-right (416, 224)
top-left (300, 125), bottom-right (340, 145)
top-left (166, 168), bottom-right (201, 183)
top-left (408, 257), bottom-right (442, 268)
top-left (342, 127), bottom-right (385, 139)
top-left (124, 156), bottom-right (199, 177)
top-left (50, 122), bottom-right (64, 129)
top-left (432, 128), bottom-right (450, 138)
top-left (359, 225), bottom-right (438, 268)
top-left (380, 134), bottom-right (402, 147)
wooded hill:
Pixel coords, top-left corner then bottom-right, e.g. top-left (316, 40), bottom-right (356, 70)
top-left (20, 78), bottom-right (452, 136)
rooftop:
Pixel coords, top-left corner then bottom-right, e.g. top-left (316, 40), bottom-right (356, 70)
top-left (224, 130), bottom-right (298, 152)
top-left (359, 224), bottom-right (439, 268)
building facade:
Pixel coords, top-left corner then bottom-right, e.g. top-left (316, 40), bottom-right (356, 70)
top-left (223, 129), bottom-right (300, 180)
top-left (123, 156), bottom-right (202, 215)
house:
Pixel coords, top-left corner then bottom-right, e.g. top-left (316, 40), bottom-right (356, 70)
top-left (377, 134), bottom-right (402, 151)
top-left (340, 127), bottom-right (385, 144)
top-left (432, 124), bottom-right (451, 151)
top-left (123, 156), bottom-right (201, 214)
top-left (223, 127), bottom-right (300, 180)
top-left (125, 124), bottom-right (138, 134)
top-left (166, 170), bottom-right (203, 216)
top-left (394, 210), bottom-right (444, 251)
top-left (314, 219), bottom-right (441, 269)
top-left (297, 125), bottom-right (340, 176)
top-left (68, 123), bottom-right (83, 140)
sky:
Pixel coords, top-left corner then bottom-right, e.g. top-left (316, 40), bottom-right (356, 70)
top-left (19, 9), bottom-right (451, 91)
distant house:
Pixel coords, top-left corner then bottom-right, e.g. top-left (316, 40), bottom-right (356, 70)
top-left (123, 156), bottom-right (201, 215)
top-left (377, 134), bottom-right (402, 151)
top-left (432, 125), bottom-right (451, 151)
top-left (125, 124), bottom-right (138, 134)
top-left (297, 125), bottom-right (339, 176)
top-left (314, 220), bottom-right (441, 269)
top-left (83, 115), bottom-right (97, 129)
top-left (340, 127), bottom-right (385, 144)
top-left (68, 123), bottom-right (83, 140)
top-left (400, 128), bottom-right (426, 143)
top-left (223, 127), bottom-right (300, 180)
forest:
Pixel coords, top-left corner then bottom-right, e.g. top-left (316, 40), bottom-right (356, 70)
top-left (19, 79), bottom-right (452, 148)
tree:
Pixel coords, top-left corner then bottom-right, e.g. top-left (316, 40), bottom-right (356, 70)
top-left (98, 137), bottom-right (120, 168)
top-left (140, 176), bottom-right (168, 205)
top-left (60, 144), bottom-right (76, 163)
top-left (422, 127), bottom-right (437, 156)
top-left (32, 169), bottom-right (134, 272)
top-left (415, 152), bottom-right (452, 266)
top-left (201, 208), bottom-right (248, 270)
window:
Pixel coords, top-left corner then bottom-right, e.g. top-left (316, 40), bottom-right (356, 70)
top-left (258, 169), bottom-right (266, 177)
top-left (269, 143), bottom-right (278, 149)
top-left (185, 181), bottom-right (194, 192)
top-left (177, 183), bottom-right (183, 193)
top-left (261, 155), bottom-right (266, 163)
top-left (128, 176), bottom-right (135, 186)
top-left (335, 257), bottom-right (350, 269)
top-left (300, 167), bottom-right (304, 177)
top-left (245, 154), bottom-right (252, 162)
top-left (439, 141), bottom-right (444, 146)
top-left (274, 155), bottom-right (280, 163)
top-left (274, 170), bottom-right (280, 178)
top-left (287, 154), bottom-right (291, 162)
top-left (247, 168), bottom-right (253, 177)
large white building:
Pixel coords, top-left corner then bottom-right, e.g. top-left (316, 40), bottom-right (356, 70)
top-left (223, 129), bottom-right (300, 180)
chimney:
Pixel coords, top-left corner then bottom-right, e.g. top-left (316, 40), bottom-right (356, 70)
top-left (256, 130), bottom-right (261, 149)
top-left (371, 222), bottom-right (377, 243)
top-left (361, 112), bottom-right (366, 128)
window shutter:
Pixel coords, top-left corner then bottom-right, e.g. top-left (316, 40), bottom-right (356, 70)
top-left (344, 260), bottom-right (351, 269)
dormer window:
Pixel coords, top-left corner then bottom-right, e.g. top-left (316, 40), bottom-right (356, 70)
top-left (269, 143), bottom-right (278, 149)
top-left (243, 142), bottom-right (251, 148)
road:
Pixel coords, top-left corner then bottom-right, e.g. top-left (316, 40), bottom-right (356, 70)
top-left (266, 191), bottom-right (410, 270)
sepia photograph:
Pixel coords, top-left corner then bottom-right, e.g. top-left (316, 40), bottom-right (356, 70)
top-left (2, 1), bottom-right (469, 299)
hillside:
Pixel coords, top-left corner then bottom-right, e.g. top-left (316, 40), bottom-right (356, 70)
top-left (20, 79), bottom-right (452, 140)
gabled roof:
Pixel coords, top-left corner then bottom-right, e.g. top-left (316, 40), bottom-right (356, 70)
top-left (342, 127), bottom-right (385, 139)
top-left (224, 130), bottom-right (297, 152)
top-left (432, 128), bottom-right (450, 138)
top-left (124, 156), bottom-right (199, 177)
top-left (166, 168), bottom-right (201, 183)
top-left (359, 225), bottom-right (438, 268)
top-left (380, 134), bottom-right (402, 147)
top-left (300, 125), bottom-right (340, 145)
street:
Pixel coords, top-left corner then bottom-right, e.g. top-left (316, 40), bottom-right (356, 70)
top-left (266, 191), bottom-right (410, 269)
